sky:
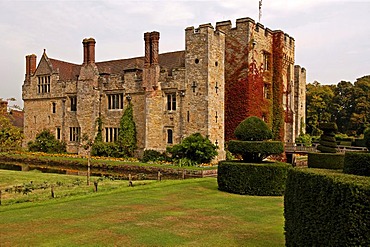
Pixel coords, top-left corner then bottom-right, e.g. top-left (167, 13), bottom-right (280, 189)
top-left (1, 0), bottom-right (369, 108)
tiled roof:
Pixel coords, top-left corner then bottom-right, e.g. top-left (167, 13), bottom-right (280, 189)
top-left (9, 110), bottom-right (24, 129)
top-left (49, 51), bottom-right (185, 80)
top-left (49, 59), bottom-right (81, 81)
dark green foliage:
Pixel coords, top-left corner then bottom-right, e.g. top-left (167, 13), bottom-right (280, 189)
top-left (234, 116), bottom-right (273, 141)
top-left (284, 168), bottom-right (370, 246)
top-left (91, 142), bottom-right (121, 157)
top-left (308, 152), bottom-right (344, 169)
top-left (141, 149), bottom-right (168, 163)
top-left (364, 128), bottom-right (370, 151)
top-left (95, 117), bottom-right (103, 142)
top-left (343, 152), bottom-right (370, 176)
top-left (228, 140), bottom-right (284, 163)
top-left (166, 133), bottom-right (217, 165)
top-left (229, 116), bottom-right (283, 162)
top-left (28, 130), bottom-right (66, 153)
top-left (354, 138), bottom-right (366, 147)
top-left (317, 122), bottom-right (338, 153)
top-left (218, 161), bottom-right (291, 196)
top-left (295, 133), bottom-right (312, 147)
top-left (118, 103), bottom-right (137, 157)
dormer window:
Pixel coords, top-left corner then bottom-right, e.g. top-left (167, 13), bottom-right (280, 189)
top-left (37, 75), bottom-right (50, 94)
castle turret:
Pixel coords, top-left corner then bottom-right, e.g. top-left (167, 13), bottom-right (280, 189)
top-left (185, 23), bottom-right (226, 160)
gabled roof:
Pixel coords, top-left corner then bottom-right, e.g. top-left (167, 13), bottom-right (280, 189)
top-left (49, 59), bottom-right (81, 81)
top-left (48, 50), bottom-right (185, 81)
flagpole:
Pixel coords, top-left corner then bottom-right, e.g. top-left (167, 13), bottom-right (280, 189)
top-left (259, 0), bottom-right (262, 23)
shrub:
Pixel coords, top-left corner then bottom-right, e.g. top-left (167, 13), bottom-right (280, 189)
top-left (28, 130), bottom-right (66, 153)
top-left (285, 168), bottom-right (370, 246)
top-left (364, 128), bottom-right (370, 151)
top-left (141, 149), bottom-right (167, 163)
top-left (317, 122), bottom-right (338, 153)
top-left (228, 140), bottom-right (284, 163)
top-left (229, 116), bottom-right (283, 162)
top-left (343, 152), bottom-right (370, 176)
top-left (166, 133), bottom-right (217, 165)
top-left (91, 142), bottom-right (122, 157)
top-left (295, 133), bottom-right (312, 147)
top-left (218, 161), bottom-right (291, 196)
top-left (308, 152), bottom-right (344, 169)
top-left (234, 116), bottom-right (272, 141)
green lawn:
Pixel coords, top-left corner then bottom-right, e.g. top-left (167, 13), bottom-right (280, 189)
top-left (0, 171), bottom-right (284, 246)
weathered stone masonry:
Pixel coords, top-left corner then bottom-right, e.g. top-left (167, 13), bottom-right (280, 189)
top-left (22, 17), bottom-right (306, 161)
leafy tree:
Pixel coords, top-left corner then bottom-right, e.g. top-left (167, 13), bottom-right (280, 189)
top-left (0, 115), bottom-right (23, 152)
top-left (117, 102), bottom-right (137, 157)
top-left (306, 81), bottom-right (335, 136)
top-left (332, 81), bottom-right (354, 134)
top-left (166, 133), bottom-right (218, 165)
top-left (351, 76), bottom-right (370, 135)
top-left (28, 130), bottom-right (66, 153)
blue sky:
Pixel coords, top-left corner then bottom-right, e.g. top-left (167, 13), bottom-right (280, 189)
top-left (1, 0), bottom-right (369, 107)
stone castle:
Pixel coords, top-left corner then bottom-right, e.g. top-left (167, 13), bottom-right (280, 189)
top-left (22, 17), bottom-right (306, 160)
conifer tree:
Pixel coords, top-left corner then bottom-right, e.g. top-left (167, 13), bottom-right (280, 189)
top-left (118, 102), bottom-right (137, 156)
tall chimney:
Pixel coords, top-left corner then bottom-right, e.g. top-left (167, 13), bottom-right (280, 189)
top-left (144, 32), bottom-right (151, 66)
top-left (25, 54), bottom-right (37, 80)
top-left (150, 32), bottom-right (160, 65)
top-left (82, 38), bottom-right (96, 64)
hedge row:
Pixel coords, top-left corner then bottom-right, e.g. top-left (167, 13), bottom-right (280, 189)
top-left (217, 161), bottom-right (291, 196)
top-left (308, 152), bottom-right (344, 170)
top-left (343, 152), bottom-right (370, 176)
top-left (284, 168), bottom-right (370, 246)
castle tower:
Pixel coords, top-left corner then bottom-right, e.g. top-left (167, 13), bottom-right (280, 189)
top-left (184, 23), bottom-right (226, 160)
top-left (294, 65), bottom-right (306, 137)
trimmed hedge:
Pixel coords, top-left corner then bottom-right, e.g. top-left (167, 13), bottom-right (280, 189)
top-left (228, 140), bottom-right (284, 162)
top-left (343, 152), bottom-right (370, 176)
top-left (217, 161), bottom-right (291, 196)
top-left (285, 168), bottom-right (370, 246)
top-left (308, 152), bottom-right (344, 170)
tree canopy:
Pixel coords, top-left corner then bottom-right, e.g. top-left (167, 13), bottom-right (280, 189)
top-left (306, 76), bottom-right (370, 136)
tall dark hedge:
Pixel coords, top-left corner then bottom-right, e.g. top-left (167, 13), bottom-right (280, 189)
top-left (308, 152), bottom-right (344, 170)
top-left (218, 161), bottom-right (291, 196)
top-left (343, 152), bottom-right (370, 176)
top-left (285, 168), bottom-right (370, 246)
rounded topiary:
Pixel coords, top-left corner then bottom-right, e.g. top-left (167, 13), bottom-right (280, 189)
top-left (229, 116), bottom-right (282, 162)
top-left (234, 116), bottom-right (273, 141)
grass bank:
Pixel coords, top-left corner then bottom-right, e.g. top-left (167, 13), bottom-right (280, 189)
top-left (0, 172), bottom-right (284, 246)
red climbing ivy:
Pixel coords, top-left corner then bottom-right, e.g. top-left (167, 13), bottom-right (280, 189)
top-left (272, 31), bottom-right (285, 141)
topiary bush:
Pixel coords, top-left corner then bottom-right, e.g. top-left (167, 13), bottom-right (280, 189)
top-left (343, 152), bottom-right (370, 176)
top-left (166, 133), bottom-right (218, 165)
top-left (228, 116), bottom-right (283, 162)
top-left (317, 122), bottom-right (338, 153)
top-left (308, 152), bottom-right (344, 170)
top-left (28, 130), bottom-right (66, 153)
top-left (228, 140), bottom-right (284, 163)
top-left (234, 116), bottom-right (272, 141)
top-left (218, 161), bottom-right (291, 196)
top-left (285, 168), bottom-right (370, 246)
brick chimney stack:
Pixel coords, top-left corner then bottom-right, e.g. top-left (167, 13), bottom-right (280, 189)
top-left (82, 38), bottom-right (96, 64)
top-left (144, 31), bottom-right (160, 66)
top-left (25, 54), bottom-right (37, 81)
